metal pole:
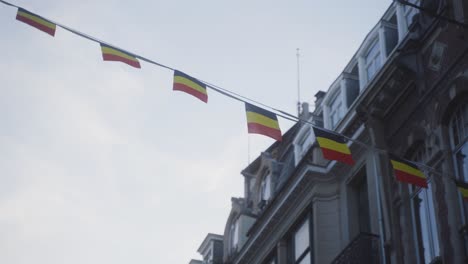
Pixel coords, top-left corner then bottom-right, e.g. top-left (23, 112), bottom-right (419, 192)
top-left (372, 151), bottom-right (387, 264)
top-left (296, 48), bottom-right (301, 116)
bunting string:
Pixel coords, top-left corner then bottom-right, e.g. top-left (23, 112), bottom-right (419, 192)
top-left (0, 0), bottom-right (465, 192)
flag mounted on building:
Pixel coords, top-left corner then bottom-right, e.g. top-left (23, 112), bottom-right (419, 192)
top-left (312, 127), bottom-right (355, 165)
top-left (100, 43), bottom-right (141, 68)
top-left (455, 180), bottom-right (468, 201)
top-left (16, 8), bottom-right (56, 36)
top-left (173, 70), bottom-right (208, 103)
top-left (245, 103), bottom-right (282, 141)
top-left (389, 155), bottom-right (428, 188)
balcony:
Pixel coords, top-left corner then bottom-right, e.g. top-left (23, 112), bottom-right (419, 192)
top-left (330, 233), bottom-right (380, 264)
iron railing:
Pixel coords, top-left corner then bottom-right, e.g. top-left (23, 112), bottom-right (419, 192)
top-left (330, 233), bottom-right (380, 264)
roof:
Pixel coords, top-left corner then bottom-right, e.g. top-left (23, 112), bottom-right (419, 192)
top-left (197, 233), bottom-right (223, 255)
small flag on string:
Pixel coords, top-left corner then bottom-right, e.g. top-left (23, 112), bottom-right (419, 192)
top-left (389, 155), bottom-right (427, 188)
top-left (455, 180), bottom-right (468, 201)
top-left (173, 71), bottom-right (208, 103)
top-left (245, 103), bottom-right (282, 141)
top-left (16, 8), bottom-right (56, 36)
top-left (312, 127), bottom-right (354, 165)
top-left (100, 43), bottom-right (141, 68)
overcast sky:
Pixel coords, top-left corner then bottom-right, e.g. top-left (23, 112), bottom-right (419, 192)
top-left (0, 1), bottom-right (392, 263)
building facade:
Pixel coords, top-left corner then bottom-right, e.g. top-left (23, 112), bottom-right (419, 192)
top-left (190, 0), bottom-right (468, 263)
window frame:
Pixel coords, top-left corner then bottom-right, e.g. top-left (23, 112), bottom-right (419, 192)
top-left (404, 0), bottom-right (420, 28)
top-left (260, 172), bottom-right (272, 202)
top-left (230, 218), bottom-right (240, 253)
top-left (288, 212), bottom-right (313, 264)
top-left (364, 38), bottom-right (382, 81)
top-left (448, 101), bottom-right (468, 259)
top-left (328, 92), bottom-right (343, 129)
top-left (406, 144), bottom-right (440, 263)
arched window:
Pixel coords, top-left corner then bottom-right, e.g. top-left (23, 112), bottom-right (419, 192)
top-left (230, 218), bottom-right (239, 253)
top-left (260, 172), bottom-right (272, 202)
top-left (407, 144), bottom-right (440, 263)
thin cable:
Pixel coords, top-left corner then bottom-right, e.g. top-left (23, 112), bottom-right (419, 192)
top-left (3, 0), bottom-right (301, 123)
top-left (0, 0), bottom-right (296, 119)
top-left (397, 0), bottom-right (468, 28)
top-left (0, 0), bottom-right (461, 183)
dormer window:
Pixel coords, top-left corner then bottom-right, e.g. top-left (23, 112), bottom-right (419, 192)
top-left (365, 39), bottom-right (382, 81)
top-left (329, 93), bottom-right (343, 129)
top-left (294, 125), bottom-right (314, 165)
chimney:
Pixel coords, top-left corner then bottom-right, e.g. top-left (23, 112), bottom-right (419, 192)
top-left (314, 91), bottom-right (326, 108)
top-left (299, 102), bottom-right (310, 120)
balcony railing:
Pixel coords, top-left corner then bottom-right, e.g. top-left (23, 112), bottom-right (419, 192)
top-left (330, 233), bottom-right (380, 264)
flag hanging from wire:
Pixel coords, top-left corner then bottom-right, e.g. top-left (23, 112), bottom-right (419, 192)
top-left (16, 8), bottom-right (56, 36)
top-left (455, 180), bottom-right (468, 201)
top-left (312, 127), bottom-right (355, 165)
top-left (100, 43), bottom-right (141, 68)
top-left (173, 70), bottom-right (208, 103)
top-left (245, 103), bottom-right (282, 141)
top-left (389, 155), bottom-right (428, 188)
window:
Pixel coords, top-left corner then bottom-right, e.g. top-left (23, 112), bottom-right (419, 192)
top-left (294, 126), bottom-right (314, 165)
top-left (260, 173), bottom-right (272, 202)
top-left (204, 249), bottom-right (213, 264)
top-left (297, 127), bottom-right (312, 154)
top-left (450, 101), bottom-right (468, 258)
top-left (348, 167), bottom-right (370, 237)
top-left (408, 145), bottom-right (440, 263)
top-left (357, 176), bottom-right (370, 233)
top-left (263, 255), bottom-right (277, 264)
top-left (451, 102), bottom-right (468, 222)
top-left (292, 218), bottom-right (312, 264)
top-left (230, 219), bottom-right (239, 252)
top-left (404, 0), bottom-right (420, 28)
top-left (365, 39), bottom-right (382, 81)
top-left (329, 93), bottom-right (343, 129)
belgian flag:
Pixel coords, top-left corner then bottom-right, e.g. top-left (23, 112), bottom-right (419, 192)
top-left (16, 8), bottom-right (56, 36)
top-left (100, 43), bottom-right (141, 68)
top-left (245, 103), bottom-right (282, 141)
top-left (455, 180), bottom-right (468, 201)
top-left (173, 70), bottom-right (208, 103)
top-left (312, 127), bottom-right (354, 165)
top-left (389, 155), bottom-right (427, 188)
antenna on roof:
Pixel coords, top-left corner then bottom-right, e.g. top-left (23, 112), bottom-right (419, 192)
top-left (296, 48), bottom-right (301, 117)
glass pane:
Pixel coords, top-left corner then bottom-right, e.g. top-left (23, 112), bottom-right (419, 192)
top-left (262, 174), bottom-right (271, 200)
top-left (298, 252), bottom-right (311, 264)
top-left (418, 190), bottom-right (431, 262)
top-left (330, 111), bottom-right (338, 128)
top-left (375, 53), bottom-right (382, 69)
top-left (367, 63), bottom-right (375, 80)
top-left (358, 178), bottom-right (370, 233)
top-left (231, 220), bottom-right (239, 249)
top-left (404, 0), bottom-right (420, 27)
top-left (457, 143), bottom-right (468, 182)
top-left (426, 186), bottom-right (440, 257)
top-left (457, 143), bottom-right (468, 222)
top-left (294, 219), bottom-right (310, 260)
top-left (366, 40), bottom-right (380, 63)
